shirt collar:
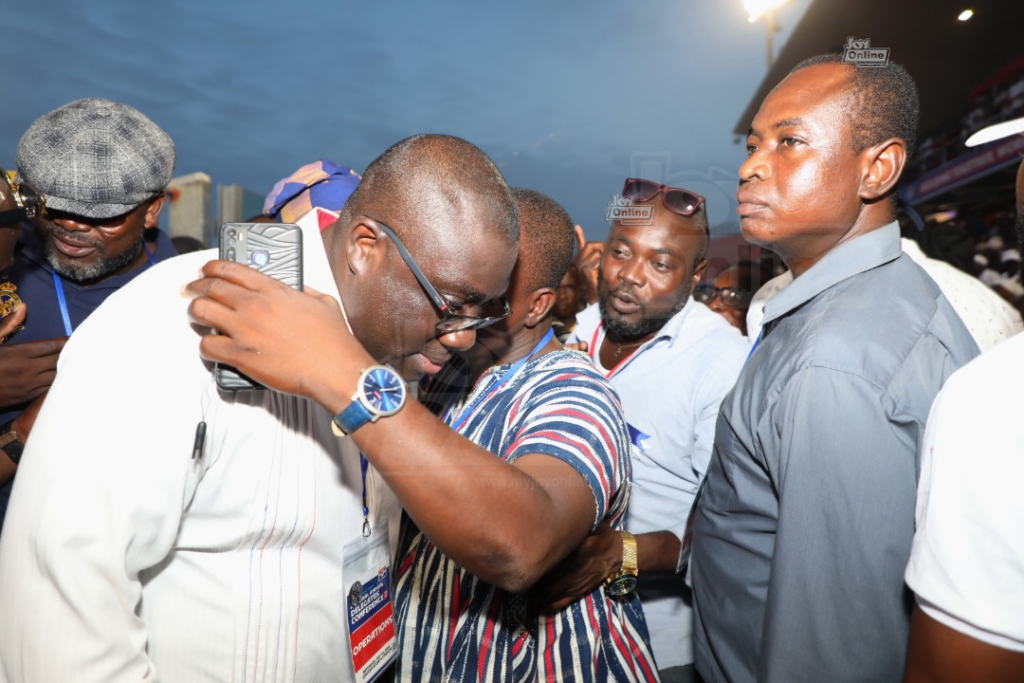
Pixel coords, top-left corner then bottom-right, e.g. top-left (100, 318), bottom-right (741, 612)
top-left (763, 221), bottom-right (902, 326)
top-left (655, 297), bottom-right (698, 347)
top-left (295, 208), bottom-right (343, 302)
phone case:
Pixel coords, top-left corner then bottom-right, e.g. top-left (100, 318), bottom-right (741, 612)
top-left (215, 222), bottom-right (303, 391)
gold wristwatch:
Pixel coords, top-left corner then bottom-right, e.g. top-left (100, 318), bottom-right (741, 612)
top-left (604, 530), bottom-right (639, 596)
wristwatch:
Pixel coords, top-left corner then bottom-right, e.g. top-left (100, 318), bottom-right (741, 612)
top-left (0, 419), bottom-right (24, 465)
top-left (604, 530), bottom-right (639, 597)
top-left (331, 365), bottom-right (407, 436)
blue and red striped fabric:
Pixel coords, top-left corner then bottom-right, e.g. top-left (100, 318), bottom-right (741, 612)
top-left (395, 350), bottom-right (661, 682)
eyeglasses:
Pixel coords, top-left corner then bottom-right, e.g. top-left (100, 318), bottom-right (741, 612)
top-left (622, 178), bottom-right (706, 217)
top-left (692, 283), bottom-right (752, 308)
top-left (365, 215), bottom-right (512, 333)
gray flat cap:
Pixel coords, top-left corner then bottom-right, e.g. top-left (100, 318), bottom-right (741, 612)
top-left (16, 98), bottom-right (176, 220)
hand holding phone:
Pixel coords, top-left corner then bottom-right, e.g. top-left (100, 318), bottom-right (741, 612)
top-left (215, 222), bottom-right (303, 390)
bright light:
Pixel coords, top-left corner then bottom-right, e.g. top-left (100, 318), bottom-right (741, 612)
top-left (958, 9), bottom-right (974, 21)
top-left (744, 0), bottom-right (791, 22)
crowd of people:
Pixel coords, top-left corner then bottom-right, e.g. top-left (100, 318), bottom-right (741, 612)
top-left (0, 51), bottom-right (1021, 683)
top-left (907, 58), bottom-right (1024, 177)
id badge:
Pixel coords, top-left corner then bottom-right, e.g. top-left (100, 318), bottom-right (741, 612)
top-left (343, 522), bottom-right (397, 682)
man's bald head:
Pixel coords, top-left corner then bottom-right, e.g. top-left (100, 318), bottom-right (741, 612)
top-left (325, 134), bottom-right (520, 380)
top-left (341, 134), bottom-right (519, 250)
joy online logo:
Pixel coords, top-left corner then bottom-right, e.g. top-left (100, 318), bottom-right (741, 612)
top-left (606, 194), bottom-right (654, 225)
top-left (842, 37), bottom-right (890, 68)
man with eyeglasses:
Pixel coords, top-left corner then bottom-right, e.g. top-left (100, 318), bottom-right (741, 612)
top-left (693, 259), bottom-right (778, 337)
top-left (0, 134), bottom-right (528, 682)
top-left (0, 98), bottom-right (178, 536)
top-left (393, 187), bottom-right (659, 682)
top-left (534, 178), bottom-right (749, 683)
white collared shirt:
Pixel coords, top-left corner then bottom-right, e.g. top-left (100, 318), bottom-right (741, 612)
top-left (0, 217), bottom-right (401, 682)
top-left (570, 300), bottom-right (749, 670)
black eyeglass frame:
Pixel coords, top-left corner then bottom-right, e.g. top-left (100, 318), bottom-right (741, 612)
top-left (692, 283), bottom-right (753, 308)
top-left (363, 215), bottom-right (512, 333)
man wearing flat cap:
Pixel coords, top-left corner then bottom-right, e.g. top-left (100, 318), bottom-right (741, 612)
top-left (0, 98), bottom-right (178, 531)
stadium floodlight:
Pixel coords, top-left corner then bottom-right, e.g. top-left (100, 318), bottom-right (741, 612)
top-left (744, 0), bottom-right (791, 23)
top-left (743, 0), bottom-right (792, 69)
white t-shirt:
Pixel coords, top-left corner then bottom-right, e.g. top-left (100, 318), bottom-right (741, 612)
top-left (746, 238), bottom-right (1023, 351)
top-left (0, 218), bottom-right (401, 682)
top-left (905, 331), bottom-right (1024, 652)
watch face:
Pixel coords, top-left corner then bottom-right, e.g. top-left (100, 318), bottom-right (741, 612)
top-left (360, 366), bottom-right (407, 416)
top-left (605, 575), bottom-right (638, 597)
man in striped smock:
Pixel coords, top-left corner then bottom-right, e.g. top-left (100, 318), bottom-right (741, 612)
top-left (395, 188), bottom-right (660, 682)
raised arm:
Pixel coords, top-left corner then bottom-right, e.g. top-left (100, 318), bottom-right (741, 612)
top-left (186, 260), bottom-right (623, 592)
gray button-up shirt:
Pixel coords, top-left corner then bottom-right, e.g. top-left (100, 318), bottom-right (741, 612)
top-left (691, 223), bottom-right (979, 683)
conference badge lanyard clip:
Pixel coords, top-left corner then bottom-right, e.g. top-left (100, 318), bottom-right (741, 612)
top-left (342, 455), bottom-right (396, 682)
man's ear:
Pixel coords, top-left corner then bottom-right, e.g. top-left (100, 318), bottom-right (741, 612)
top-left (859, 138), bottom-right (906, 202)
top-left (144, 194), bottom-right (167, 228)
top-left (345, 220), bottom-right (386, 277)
top-left (691, 259), bottom-right (708, 288)
top-left (523, 287), bottom-right (556, 328)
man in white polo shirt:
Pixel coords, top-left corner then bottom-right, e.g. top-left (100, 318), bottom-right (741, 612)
top-left (903, 115), bottom-right (1024, 682)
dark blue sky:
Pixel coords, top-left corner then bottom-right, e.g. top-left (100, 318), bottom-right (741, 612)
top-left (2, 0), bottom-right (808, 240)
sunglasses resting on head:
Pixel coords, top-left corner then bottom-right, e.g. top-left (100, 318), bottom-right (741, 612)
top-left (622, 178), bottom-right (706, 217)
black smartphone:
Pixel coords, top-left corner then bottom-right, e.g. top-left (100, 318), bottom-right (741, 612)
top-left (214, 222), bottom-right (303, 391)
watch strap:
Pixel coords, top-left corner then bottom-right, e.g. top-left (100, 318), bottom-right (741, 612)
top-left (332, 399), bottom-right (375, 437)
top-left (619, 530), bottom-right (638, 574)
top-left (0, 420), bottom-right (24, 465)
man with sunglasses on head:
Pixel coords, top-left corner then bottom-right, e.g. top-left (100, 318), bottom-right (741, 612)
top-left (535, 177), bottom-right (749, 683)
top-left (0, 98), bottom-right (177, 536)
top-left (689, 56), bottom-right (979, 683)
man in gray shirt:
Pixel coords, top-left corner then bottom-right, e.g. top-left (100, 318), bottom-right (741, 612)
top-left (690, 54), bottom-right (979, 682)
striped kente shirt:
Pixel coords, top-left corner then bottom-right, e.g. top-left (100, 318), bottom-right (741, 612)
top-left (395, 349), bottom-right (660, 682)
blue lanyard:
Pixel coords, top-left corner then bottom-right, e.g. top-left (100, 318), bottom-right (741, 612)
top-left (746, 328), bottom-right (764, 361)
top-left (51, 241), bottom-right (157, 336)
top-left (52, 271), bottom-right (74, 337)
top-left (449, 327), bottom-right (555, 431)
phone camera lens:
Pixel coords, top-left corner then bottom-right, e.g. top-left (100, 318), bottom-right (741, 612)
top-left (227, 229), bottom-right (237, 238)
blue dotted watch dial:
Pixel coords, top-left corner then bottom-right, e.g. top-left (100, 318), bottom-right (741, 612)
top-left (360, 366), bottom-right (406, 416)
